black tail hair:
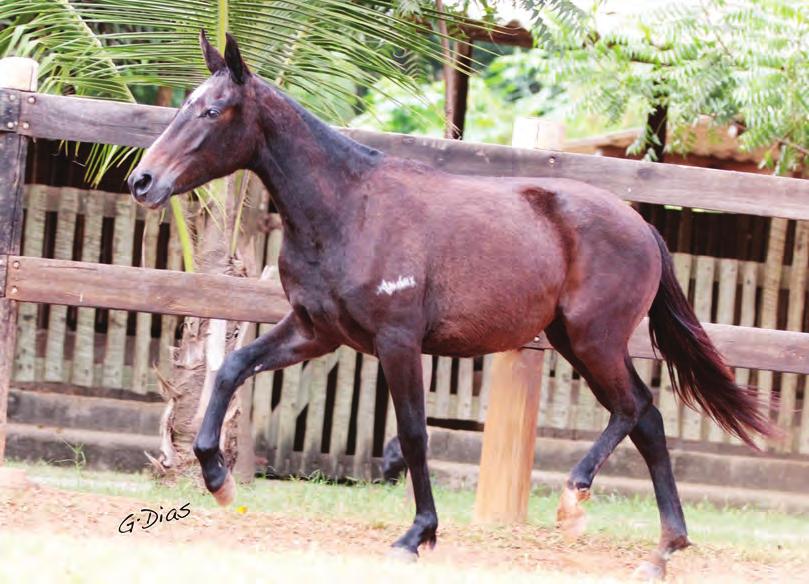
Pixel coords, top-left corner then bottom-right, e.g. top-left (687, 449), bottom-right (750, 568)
top-left (647, 226), bottom-right (777, 449)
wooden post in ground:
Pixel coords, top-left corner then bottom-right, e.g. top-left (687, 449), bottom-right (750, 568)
top-left (0, 57), bottom-right (37, 469)
top-left (474, 349), bottom-right (544, 523)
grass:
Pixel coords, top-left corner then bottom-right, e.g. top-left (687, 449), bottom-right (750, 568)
top-left (12, 460), bottom-right (809, 555)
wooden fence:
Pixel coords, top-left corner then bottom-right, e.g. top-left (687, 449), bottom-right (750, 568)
top-left (13, 183), bottom-right (809, 465)
top-left (3, 68), bottom-right (809, 501)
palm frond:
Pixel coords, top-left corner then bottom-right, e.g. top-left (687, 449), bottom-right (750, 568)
top-left (1, 0), bottom-right (465, 183)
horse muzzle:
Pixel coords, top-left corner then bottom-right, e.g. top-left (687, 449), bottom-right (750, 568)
top-left (127, 169), bottom-right (172, 209)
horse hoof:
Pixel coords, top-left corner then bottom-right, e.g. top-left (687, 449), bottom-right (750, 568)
top-left (556, 486), bottom-right (588, 538)
top-left (632, 560), bottom-right (666, 582)
top-left (211, 472), bottom-right (236, 507)
top-left (386, 546), bottom-right (418, 563)
top-left (557, 513), bottom-right (588, 539)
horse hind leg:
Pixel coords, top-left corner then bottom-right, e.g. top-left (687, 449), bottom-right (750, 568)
top-left (629, 404), bottom-right (690, 580)
top-left (547, 318), bottom-right (690, 579)
top-left (545, 319), bottom-right (652, 539)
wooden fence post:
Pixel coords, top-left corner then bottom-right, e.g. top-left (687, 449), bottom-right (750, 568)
top-left (474, 349), bottom-right (544, 523)
top-left (0, 57), bottom-right (38, 466)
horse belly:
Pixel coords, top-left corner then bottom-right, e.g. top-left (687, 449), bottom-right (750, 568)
top-left (422, 268), bottom-right (562, 357)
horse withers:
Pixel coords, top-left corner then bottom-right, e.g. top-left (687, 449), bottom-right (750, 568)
top-left (128, 31), bottom-right (775, 579)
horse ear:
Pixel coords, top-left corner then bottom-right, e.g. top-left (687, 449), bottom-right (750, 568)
top-left (199, 29), bottom-right (225, 74)
top-left (224, 33), bottom-right (250, 85)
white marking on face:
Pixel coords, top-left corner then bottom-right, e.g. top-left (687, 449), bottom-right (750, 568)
top-left (254, 364), bottom-right (263, 372)
top-left (376, 275), bottom-right (416, 296)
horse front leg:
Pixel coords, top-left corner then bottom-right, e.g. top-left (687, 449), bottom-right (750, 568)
top-left (376, 331), bottom-right (437, 560)
top-left (193, 312), bottom-right (333, 504)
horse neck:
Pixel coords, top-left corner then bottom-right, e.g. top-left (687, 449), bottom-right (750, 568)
top-left (249, 82), bottom-right (381, 246)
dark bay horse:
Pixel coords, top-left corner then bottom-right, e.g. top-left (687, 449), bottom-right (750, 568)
top-left (128, 32), bottom-right (774, 579)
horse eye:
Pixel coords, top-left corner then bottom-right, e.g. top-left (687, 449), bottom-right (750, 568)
top-left (201, 108), bottom-right (220, 119)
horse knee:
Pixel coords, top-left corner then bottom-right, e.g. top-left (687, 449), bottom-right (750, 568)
top-left (216, 349), bottom-right (249, 389)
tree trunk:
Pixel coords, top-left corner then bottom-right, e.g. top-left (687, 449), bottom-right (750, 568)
top-left (147, 174), bottom-right (258, 486)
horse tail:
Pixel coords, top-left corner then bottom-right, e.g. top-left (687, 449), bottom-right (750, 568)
top-left (646, 226), bottom-right (776, 449)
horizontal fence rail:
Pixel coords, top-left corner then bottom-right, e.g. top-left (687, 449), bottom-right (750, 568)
top-left (3, 89), bottom-right (809, 221)
top-left (6, 255), bottom-right (809, 375)
top-left (6, 256), bottom-right (289, 324)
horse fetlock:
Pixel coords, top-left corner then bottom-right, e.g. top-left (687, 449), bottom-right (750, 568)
top-left (665, 533), bottom-right (692, 553)
top-left (421, 524), bottom-right (438, 549)
top-left (192, 438), bottom-right (217, 462)
top-left (415, 512), bottom-right (438, 546)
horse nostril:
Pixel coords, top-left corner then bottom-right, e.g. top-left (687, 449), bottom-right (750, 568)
top-left (134, 172), bottom-right (153, 197)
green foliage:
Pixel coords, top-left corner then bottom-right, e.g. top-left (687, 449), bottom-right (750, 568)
top-left (352, 47), bottom-right (644, 144)
top-left (531, 0), bottom-right (809, 171)
top-left (0, 0), bottom-right (458, 182)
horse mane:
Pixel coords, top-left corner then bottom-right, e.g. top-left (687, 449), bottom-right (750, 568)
top-left (255, 77), bottom-right (383, 171)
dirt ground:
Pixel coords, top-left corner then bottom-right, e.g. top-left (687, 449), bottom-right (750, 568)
top-left (2, 481), bottom-right (806, 583)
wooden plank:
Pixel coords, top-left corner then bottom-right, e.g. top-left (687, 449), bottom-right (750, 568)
top-left (757, 218), bottom-right (787, 448)
top-left (14, 185), bottom-right (47, 382)
top-left (273, 363), bottom-right (301, 475)
top-left (476, 354), bottom-right (494, 423)
top-left (159, 221), bottom-right (183, 378)
top-left (18, 92), bottom-right (175, 148)
top-left (474, 349), bottom-right (544, 523)
top-left (10, 90), bottom-right (809, 221)
top-left (537, 351), bottom-right (554, 428)
top-left (734, 261), bottom-right (758, 385)
top-left (456, 357), bottom-right (474, 420)
top-left (687, 255), bottom-right (714, 441)
top-left (549, 356), bottom-right (573, 429)
top-left (353, 355), bottom-right (378, 480)
top-left (384, 393), bottom-right (397, 444)
top-left (43, 187), bottom-right (79, 382)
top-left (710, 258), bottom-right (739, 442)
top-left (293, 352), bottom-right (339, 417)
top-left (300, 356), bottom-right (330, 475)
top-left (801, 393), bottom-right (809, 455)
top-left (633, 358), bottom-right (653, 387)
top-left (251, 324), bottom-right (275, 453)
top-left (0, 58), bottom-right (36, 463)
top-left (102, 198), bottom-right (136, 389)
top-left (624, 321), bottom-right (809, 375)
top-left (731, 261), bottom-right (759, 446)
top-left (7, 257), bottom-right (291, 325)
top-left (433, 356), bottom-right (452, 418)
top-left (132, 212), bottom-right (160, 394)
top-left (778, 221), bottom-right (809, 451)
top-left (329, 346), bottom-right (357, 476)
top-left (71, 194), bottom-right (104, 386)
top-left (265, 214), bottom-right (283, 266)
